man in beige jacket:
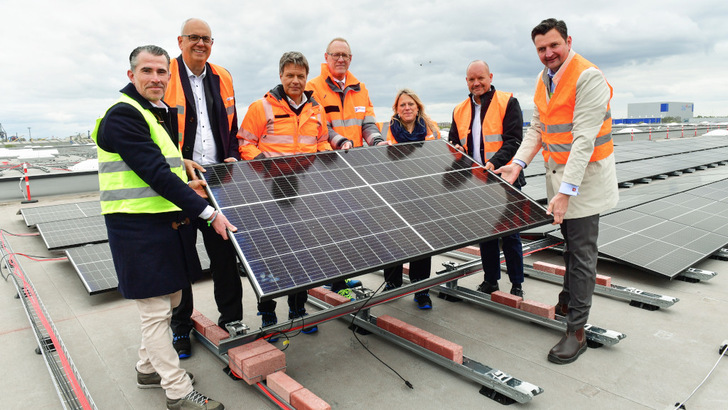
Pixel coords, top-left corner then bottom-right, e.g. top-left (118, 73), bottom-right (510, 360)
top-left (496, 18), bottom-right (618, 364)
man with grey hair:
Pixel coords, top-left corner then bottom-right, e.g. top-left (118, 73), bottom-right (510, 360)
top-left (165, 17), bottom-right (242, 362)
top-left (237, 51), bottom-right (331, 339)
top-left (93, 44), bottom-right (230, 409)
top-left (306, 37), bottom-right (383, 299)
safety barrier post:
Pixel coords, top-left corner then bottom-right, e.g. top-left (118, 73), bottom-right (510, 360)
top-left (681, 124), bottom-right (684, 138)
top-left (666, 126), bottom-right (669, 139)
top-left (649, 127), bottom-right (652, 140)
top-left (21, 162), bottom-right (38, 204)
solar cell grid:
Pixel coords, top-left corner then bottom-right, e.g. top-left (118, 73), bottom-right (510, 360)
top-left (205, 140), bottom-right (552, 300)
top-left (21, 201), bottom-right (101, 226)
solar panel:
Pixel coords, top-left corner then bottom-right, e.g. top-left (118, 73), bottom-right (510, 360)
top-left (203, 140), bottom-right (552, 301)
top-left (21, 201), bottom-right (101, 226)
top-left (65, 243), bottom-right (117, 294)
top-left (549, 178), bottom-right (728, 278)
top-left (65, 233), bottom-right (212, 295)
top-left (36, 215), bottom-right (108, 250)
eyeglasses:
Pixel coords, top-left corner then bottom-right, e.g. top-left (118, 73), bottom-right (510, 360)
top-left (182, 34), bottom-right (214, 45)
top-left (327, 52), bottom-right (351, 61)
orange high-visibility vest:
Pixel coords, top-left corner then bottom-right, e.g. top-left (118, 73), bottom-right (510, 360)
top-left (534, 53), bottom-right (613, 164)
top-left (452, 90), bottom-right (512, 162)
top-left (165, 58), bottom-right (236, 149)
top-left (305, 64), bottom-right (378, 147)
top-left (237, 88), bottom-right (331, 160)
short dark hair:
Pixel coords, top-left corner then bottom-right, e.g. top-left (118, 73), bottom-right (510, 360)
top-left (129, 45), bottom-right (170, 70)
top-left (531, 18), bottom-right (568, 42)
top-left (279, 51), bottom-right (309, 75)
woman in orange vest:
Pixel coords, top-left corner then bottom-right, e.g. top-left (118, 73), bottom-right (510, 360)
top-left (382, 89), bottom-right (439, 309)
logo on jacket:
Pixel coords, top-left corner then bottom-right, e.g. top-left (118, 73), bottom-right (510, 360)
top-left (354, 106), bottom-right (366, 113)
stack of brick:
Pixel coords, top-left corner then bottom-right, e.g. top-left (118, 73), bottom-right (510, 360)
top-left (190, 309), bottom-right (230, 346)
top-left (267, 371), bottom-right (331, 410)
top-left (227, 339), bottom-right (286, 385)
top-left (376, 315), bottom-right (463, 363)
top-left (532, 261), bottom-right (612, 286)
top-left (307, 287), bottom-right (352, 306)
top-left (488, 290), bottom-right (556, 320)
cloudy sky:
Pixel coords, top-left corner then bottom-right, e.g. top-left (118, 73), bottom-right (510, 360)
top-left (3, 0), bottom-right (727, 140)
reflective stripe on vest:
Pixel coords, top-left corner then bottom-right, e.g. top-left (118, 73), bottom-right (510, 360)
top-left (165, 58), bottom-right (236, 149)
top-left (534, 53), bottom-right (614, 164)
top-left (452, 90), bottom-right (512, 161)
top-left (91, 94), bottom-right (187, 214)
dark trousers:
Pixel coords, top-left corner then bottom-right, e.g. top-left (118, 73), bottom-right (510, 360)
top-left (383, 257), bottom-right (432, 293)
top-left (257, 291), bottom-right (308, 315)
top-left (171, 220), bottom-right (243, 334)
top-left (559, 214), bottom-right (600, 332)
top-left (479, 232), bottom-right (524, 285)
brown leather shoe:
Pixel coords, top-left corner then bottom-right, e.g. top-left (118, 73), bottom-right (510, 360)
top-left (548, 328), bottom-right (587, 364)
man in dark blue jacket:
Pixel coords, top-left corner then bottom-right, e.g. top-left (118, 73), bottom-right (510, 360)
top-left (94, 44), bottom-right (234, 410)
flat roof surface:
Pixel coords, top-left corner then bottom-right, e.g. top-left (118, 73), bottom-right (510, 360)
top-left (2, 188), bottom-right (727, 409)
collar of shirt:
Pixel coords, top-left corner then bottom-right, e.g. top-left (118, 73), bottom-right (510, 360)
top-left (334, 77), bottom-right (346, 89)
top-left (286, 93), bottom-right (308, 110)
top-left (182, 60), bottom-right (207, 80)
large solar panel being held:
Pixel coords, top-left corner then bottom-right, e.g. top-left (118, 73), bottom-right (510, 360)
top-left (203, 140), bottom-right (552, 301)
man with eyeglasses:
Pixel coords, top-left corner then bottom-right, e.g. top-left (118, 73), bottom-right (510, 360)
top-left (305, 37), bottom-right (385, 299)
top-left (164, 17), bottom-right (243, 361)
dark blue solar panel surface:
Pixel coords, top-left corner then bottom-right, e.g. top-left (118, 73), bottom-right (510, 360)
top-left (203, 140), bottom-right (552, 301)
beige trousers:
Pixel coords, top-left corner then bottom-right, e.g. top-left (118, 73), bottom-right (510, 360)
top-left (135, 291), bottom-right (193, 400)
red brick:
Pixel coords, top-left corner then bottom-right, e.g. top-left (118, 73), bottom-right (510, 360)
top-left (266, 371), bottom-right (303, 403)
top-left (241, 349), bottom-right (286, 385)
top-left (205, 326), bottom-right (230, 346)
top-left (324, 291), bottom-right (351, 306)
top-left (457, 246), bottom-right (481, 256)
top-left (307, 287), bottom-right (329, 301)
top-left (190, 309), bottom-right (203, 320)
top-left (425, 335), bottom-right (464, 364)
top-left (228, 339), bottom-right (278, 376)
top-left (290, 388), bottom-right (331, 410)
top-left (398, 323), bottom-right (432, 348)
top-left (376, 315), bottom-right (401, 333)
top-left (490, 290), bottom-right (522, 309)
top-left (554, 265), bottom-right (566, 276)
top-left (533, 261), bottom-right (561, 274)
top-left (596, 274), bottom-right (612, 287)
top-left (403, 263), bottom-right (410, 277)
top-left (192, 314), bottom-right (216, 335)
top-left (520, 300), bottom-right (555, 320)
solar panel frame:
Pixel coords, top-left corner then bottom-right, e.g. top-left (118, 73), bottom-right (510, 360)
top-left (203, 140), bottom-right (552, 301)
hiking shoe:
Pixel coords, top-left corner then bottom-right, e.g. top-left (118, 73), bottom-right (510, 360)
top-left (173, 333), bottom-right (191, 359)
top-left (166, 390), bottom-right (224, 410)
top-left (337, 288), bottom-right (356, 301)
top-left (345, 278), bottom-right (363, 288)
top-left (476, 281), bottom-right (499, 294)
top-left (383, 282), bottom-right (400, 291)
top-left (510, 285), bottom-right (524, 298)
top-left (289, 309), bottom-right (318, 334)
top-left (137, 368), bottom-right (194, 389)
top-left (414, 292), bottom-right (432, 310)
top-left (258, 311), bottom-right (279, 342)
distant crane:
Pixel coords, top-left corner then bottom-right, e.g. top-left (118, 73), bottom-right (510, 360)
top-left (0, 123), bottom-right (7, 141)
